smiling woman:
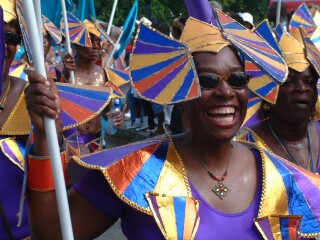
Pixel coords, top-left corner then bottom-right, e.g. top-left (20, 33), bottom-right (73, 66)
top-left (23, 2), bottom-right (320, 238)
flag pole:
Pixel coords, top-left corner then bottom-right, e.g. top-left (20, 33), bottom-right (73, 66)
top-left (61, 0), bottom-right (75, 84)
top-left (107, 0), bottom-right (119, 35)
top-left (22, 1), bottom-right (74, 239)
top-left (33, 0), bottom-right (43, 50)
top-left (276, 0), bottom-right (282, 26)
top-left (106, 30), bottom-right (123, 67)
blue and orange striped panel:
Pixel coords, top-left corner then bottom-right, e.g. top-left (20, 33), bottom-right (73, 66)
top-left (130, 23), bottom-right (201, 105)
top-left (57, 83), bottom-right (111, 130)
top-left (60, 12), bottom-right (92, 47)
top-left (265, 151), bottom-right (320, 235)
top-left (254, 20), bottom-right (282, 57)
top-left (216, 9), bottom-right (287, 85)
top-left (147, 194), bottom-right (199, 240)
top-left (42, 15), bottom-right (62, 44)
top-left (16, 0), bottom-right (33, 62)
top-left (300, 27), bottom-right (320, 76)
top-left (9, 60), bottom-right (28, 81)
top-left (289, 3), bottom-right (316, 35)
top-left (105, 68), bottom-right (130, 86)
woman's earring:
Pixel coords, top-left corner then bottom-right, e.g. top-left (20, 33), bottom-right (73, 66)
top-left (262, 102), bottom-right (271, 111)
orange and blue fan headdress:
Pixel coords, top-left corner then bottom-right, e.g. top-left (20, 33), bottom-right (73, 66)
top-left (130, 12), bottom-right (287, 105)
top-left (289, 3), bottom-right (317, 36)
top-left (90, 16), bottom-right (114, 47)
top-left (60, 12), bottom-right (111, 48)
top-left (105, 68), bottom-right (130, 87)
top-left (60, 12), bottom-right (92, 47)
top-left (42, 15), bottom-right (62, 45)
top-left (243, 17), bottom-right (320, 126)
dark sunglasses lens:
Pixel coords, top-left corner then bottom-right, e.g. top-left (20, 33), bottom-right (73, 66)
top-left (228, 72), bottom-right (250, 88)
top-left (5, 32), bottom-right (21, 45)
top-left (199, 74), bottom-right (220, 89)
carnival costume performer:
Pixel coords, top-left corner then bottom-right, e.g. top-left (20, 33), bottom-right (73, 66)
top-left (56, 13), bottom-right (126, 153)
top-left (0, 2), bottom-right (113, 239)
top-left (236, 4), bottom-right (320, 174)
top-left (25, 3), bottom-right (320, 238)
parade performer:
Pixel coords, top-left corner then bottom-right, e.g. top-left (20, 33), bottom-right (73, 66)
top-left (237, 4), bottom-right (320, 174)
top-left (25, 6), bottom-right (320, 239)
top-left (0, 1), bottom-right (112, 239)
top-left (58, 13), bottom-right (125, 153)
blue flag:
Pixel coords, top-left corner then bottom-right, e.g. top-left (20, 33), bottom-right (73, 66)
top-left (41, 0), bottom-right (74, 28)
top-left (75, 0), bottom-right (96, 21)
top-left (114, 0), bottom-right (138, 59)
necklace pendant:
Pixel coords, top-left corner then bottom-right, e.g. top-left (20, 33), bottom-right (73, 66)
top-left (212, 181), bottom-right (229, 200)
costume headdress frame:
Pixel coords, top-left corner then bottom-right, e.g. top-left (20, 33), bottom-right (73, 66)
top-left (129, 10), bottom-right (288, 105)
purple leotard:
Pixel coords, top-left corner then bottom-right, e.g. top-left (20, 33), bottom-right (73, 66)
top-left (74, 149), bottom-right (263, 239)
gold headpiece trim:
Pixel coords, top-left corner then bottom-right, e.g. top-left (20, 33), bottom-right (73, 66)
top-left (279, 32), bottom-right (309, 72)
top-left (1, 0), bottom-right (16, 22)
top-left (180, 17), bottom-right (230, 53)
top-left (83, 19), bottom-right (100, 38)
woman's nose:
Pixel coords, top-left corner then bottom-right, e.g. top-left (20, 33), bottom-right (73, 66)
top-left (294, 80), bottom-right (308, 93)
top-left (214, 80), bottom-right (236, 99)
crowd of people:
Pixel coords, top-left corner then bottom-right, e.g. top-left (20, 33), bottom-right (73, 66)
top-left (0, 0), bottom-right (320, 239)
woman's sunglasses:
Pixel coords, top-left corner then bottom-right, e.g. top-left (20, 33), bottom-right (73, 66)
top-left (198, 72), bottom-right (251, 89)
top-left (5, 32), bottom-right (22, 46)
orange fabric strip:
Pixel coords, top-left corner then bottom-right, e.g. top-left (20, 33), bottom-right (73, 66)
top-left (27, 152), bottom-right (68, 192)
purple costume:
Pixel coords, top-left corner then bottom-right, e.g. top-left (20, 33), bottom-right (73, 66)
top-left (0, 137), bottom-right (29, 239)
top-left (74, 149), bottom-right (263, 239)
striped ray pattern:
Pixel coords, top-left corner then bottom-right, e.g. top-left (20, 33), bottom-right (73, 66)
top-left (289, 3), bottom-right (316, 35)
top-left (299, 27), bottom-right (320, 75)
top-left (147, 194), bottom-right (199, 240)
top-left (60, 12), bottom-right (92, 47)
top-left (215, 9), bottom-right (287, 85)
top-left (262, 150), bottom-right (320, 237)
top-left (57, 83), bottom-right (112, 130)
top-left (242, 95), bottom-right (262, 128)
top-left (104, 81), bottom-right (125, 98)
top-left (9, 60), bottom-right (28, 81)
top-left (130, 23), bottom-right (201, 105)
top-left (42, 15), bottom-right (62, 44)
top-left (255, 215), bottom-right (301, 240)
top-left (105, 68), bottom-right (130, 86)
top-left (16, 0), bottom-right (33, 62)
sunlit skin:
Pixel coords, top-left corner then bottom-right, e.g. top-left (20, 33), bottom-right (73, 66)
top-left (42, 31), bottom-right (50, 59)
top-left (75, 34), bottom-right (101, 62)
top-left (182, 50), bottom-right (249, 143)
top-left (62, 33), bottom-right (124, 134)
top-left (173, 47), bottom-right (257, 214)
top-left (270, 67), bottom-right (318, 127)
top-left (24, 46), bottom-right (258, 238)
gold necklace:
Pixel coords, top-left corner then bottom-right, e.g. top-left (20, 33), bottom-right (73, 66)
top-left (0, 78), bottom-right (11, 110)
top-left (198, 144), bottom-right (233, 200)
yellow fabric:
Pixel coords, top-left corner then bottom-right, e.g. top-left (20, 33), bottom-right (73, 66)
top-left (279, 33), bottom-right (310, 72)
top-left (0, 91), bottom-right (31, 135)
top-left (1, 0), bottom-right (16, 22)
top-left (83, 19), bottom-right (100, 38)
top-left (180, 17), bottom-right (230, 53)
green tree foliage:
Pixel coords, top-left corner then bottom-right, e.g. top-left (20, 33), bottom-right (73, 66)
top-left (220, 0), bottom-right (269, 23)
top-left (95, 0), bottom-right (186, 28)
top-left (94, 0), bottom-right (269, 28)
